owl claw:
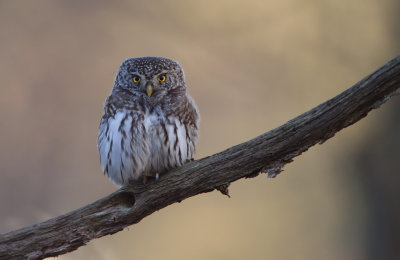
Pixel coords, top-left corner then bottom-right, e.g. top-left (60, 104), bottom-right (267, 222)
top-left (142, 175), bottom-right (147, 185)
top-left (155, 173), bottom-right (159, 183)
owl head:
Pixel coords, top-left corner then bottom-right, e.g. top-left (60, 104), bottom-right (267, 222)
top-left (113, 57), bottom-right (186, 100)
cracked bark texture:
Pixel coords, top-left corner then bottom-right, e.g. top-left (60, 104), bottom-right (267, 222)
top-left (0, 55), bottom-right (399, 260)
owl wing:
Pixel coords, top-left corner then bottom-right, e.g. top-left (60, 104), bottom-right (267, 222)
top-left (179, 95), bottom-right (199, 160)
top-left (98, 94), bottom-right (149, 185)
top-left (184, 95), bottom-right (200, 136)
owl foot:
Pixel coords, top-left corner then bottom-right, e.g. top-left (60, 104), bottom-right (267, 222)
top-left (155, 173), bottom-right (160, 183)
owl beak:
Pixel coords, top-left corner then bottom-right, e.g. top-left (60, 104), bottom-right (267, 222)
top-left (146, 83), bottom-right (153, 97)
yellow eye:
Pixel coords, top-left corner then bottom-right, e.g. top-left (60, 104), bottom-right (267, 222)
top-left (157, 75), bottom-right (166, 82)
top-left (133, 76), bottom-right (141, 83)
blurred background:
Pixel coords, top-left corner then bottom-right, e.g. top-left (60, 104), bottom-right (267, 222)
top-left (0, 1), bottom-right (399, 259)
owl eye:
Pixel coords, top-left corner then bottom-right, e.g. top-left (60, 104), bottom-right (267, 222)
top-left (133, 76), bottom-right (141, 83)
top-left (157, 75), bottom-right (166, 82)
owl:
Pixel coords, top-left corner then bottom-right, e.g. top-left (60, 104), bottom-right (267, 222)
top-left (97, 57), bottom-right (199, 186)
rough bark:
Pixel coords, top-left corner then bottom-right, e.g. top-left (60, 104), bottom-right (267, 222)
top-left (1, 55), bottom-right (399, 260)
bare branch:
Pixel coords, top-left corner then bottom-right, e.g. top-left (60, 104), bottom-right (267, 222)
top-left (1, 55), bottom-right (400, 260)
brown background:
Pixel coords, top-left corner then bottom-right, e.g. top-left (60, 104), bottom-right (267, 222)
top-left (0, 1), bottom-right (399, 259)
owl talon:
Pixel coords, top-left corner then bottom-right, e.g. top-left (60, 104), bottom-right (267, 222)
top-left (155, 173), bottom-right (160, 183)
top-left (142, 176), bottom-right (147, 185)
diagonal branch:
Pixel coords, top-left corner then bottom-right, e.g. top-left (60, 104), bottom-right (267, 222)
top-left (1, 55), bottom-right (400, 260)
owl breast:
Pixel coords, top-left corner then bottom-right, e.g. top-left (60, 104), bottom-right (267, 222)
top-left (98, 110), bottom-right (196, 186)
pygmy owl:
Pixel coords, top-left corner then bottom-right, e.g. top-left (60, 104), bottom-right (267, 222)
top-left (97, 57), bottom-right (199, 186)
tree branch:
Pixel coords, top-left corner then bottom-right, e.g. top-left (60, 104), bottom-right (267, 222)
top-left (1, 55), bottom-right (400, 260)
